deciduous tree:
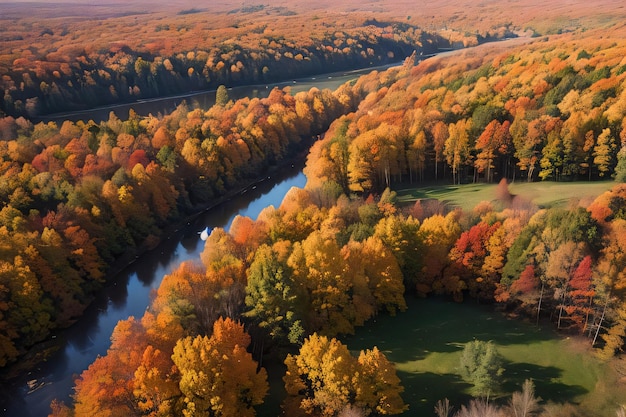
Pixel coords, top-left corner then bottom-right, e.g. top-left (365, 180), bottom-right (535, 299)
top-left (445, 119), bottom-right (472, 185)
top-left (354, 347), bottom-right (407, 415)
top-left (284, 334), bottom-right (405, 417)
top-left (507, 379), bottom-right (541, 417)
top-left (288, 231), bottom-right (354, 335)
top-left (171, 318), bottom-right (268, 417)
top-left (283, 333), bottom-right (355, 417)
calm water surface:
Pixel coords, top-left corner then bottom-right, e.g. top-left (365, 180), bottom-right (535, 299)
top-left (2, 166), bottom-right (306, 417)
top-left (5, 57), bottom-right (437, 417)
top-left (4, 60), bottom-right (410, 417)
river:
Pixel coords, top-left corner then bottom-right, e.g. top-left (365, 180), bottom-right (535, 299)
top-left (0, 58), bottom-right (417, 417)
top-left (0, 53), bottom-right (417, 417)
top-left (35, 61), bottom-right (405, 125)
top-left (1, 164), bottom-right (306, 417)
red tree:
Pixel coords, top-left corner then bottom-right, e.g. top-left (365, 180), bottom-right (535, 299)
top-left (566, 255), bottom-right (595, 331)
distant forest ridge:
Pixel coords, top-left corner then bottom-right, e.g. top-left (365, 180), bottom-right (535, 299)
top-left (1, 0), bottom-right (531, 119)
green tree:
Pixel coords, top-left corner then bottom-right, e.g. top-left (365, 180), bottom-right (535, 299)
top-left (539, 130), bottom-right (564, 181)
top-left (614, 146), bottom-right (626, 182)
top-left (459, 340), bottom-right (504, 397)
top-left (156, 145), bottom-right (177, 172)
top-left (244, 243), bottom-right (303, 345)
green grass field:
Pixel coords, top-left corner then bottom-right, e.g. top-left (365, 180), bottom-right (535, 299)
top-left (259, 180), bottom-right (624, 417)
top-left (394, 180), bottom-right (615, 212)
top-left (343, 297), bottom-right (626, 416)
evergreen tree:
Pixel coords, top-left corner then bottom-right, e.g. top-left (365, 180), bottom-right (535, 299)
top-left (459, 340), bottom-right (504, 397)
top-left (244, 244), bottom-right (303, 345)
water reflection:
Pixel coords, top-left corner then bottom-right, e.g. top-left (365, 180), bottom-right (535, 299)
top-left (3, 59), bottom-right (403, 417)
top-left (2, 165), bottom-right (306, 417)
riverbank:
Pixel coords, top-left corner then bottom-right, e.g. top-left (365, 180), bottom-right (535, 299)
top-left (0, 156), bottom-right (309, 417)
top-left (30, 60), bottom-right (407, 125)
top-left (0, 135), bottom-right (312, 382)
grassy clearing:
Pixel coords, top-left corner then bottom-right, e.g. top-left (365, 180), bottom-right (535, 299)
top-left (342, 297), bottom-right (626, 416)
top-left (394, 180), bottom-right (615, 212)
top-left (259, 181), bottom-right (622, 417)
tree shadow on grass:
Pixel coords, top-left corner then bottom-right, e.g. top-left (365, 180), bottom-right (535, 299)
top-left (397, 370), bottom-right (473, 417)
top-left (502, 361), bottom-right (587, 405)
top-left (345, 296), bottom-right (557, 364)
top-left (344, 296), bottom-right (591, 415)
top-left (394, 361), bottom-right (588, 416)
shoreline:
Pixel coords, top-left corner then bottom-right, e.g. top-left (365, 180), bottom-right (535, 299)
top-left (0, 138), bottom-right (311, 388)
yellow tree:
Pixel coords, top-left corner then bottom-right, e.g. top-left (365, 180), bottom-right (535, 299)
top-left (284, 334), bottom-right (406, 417)
top-left (593, 128), bottom-right (617, 178)
top-left (481, 224), bottom-right (508, 283)
top-left (288, 231), bottom-right (354, 335)
top-left (200, 228), bottom-right (247, 323)
top-left (348, 123), bottom-right (400, 193)
top-left (359, 236), bottom-right (407, 315)
top-left (171, 318), bottom-right (268, 417)
top-left (341, 240), bottom-right (378, 326)
top-left (283, 333), bottom-right (356, 417)
top-left (445, 119), bottom-right (472, 185)
top-left (430, 120), bottom-right (449, 180)
top-left (354, 347), bottom-right (407, 415)
top-left (417, 212), bottom-right (462, 297)
top-left (277, 187), bottom-right (324, 243)
top-left (594, 218), bottom-right (626, 355)
top-left (303, 117), bottom-right (352, 193)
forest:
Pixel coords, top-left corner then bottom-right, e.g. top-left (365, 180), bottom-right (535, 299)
top-left (1, 0), bottom-right (490, 119)
top-left (2, 0), bottom-right (626, 416)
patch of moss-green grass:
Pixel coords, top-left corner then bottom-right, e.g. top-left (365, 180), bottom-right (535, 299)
top-left (342, 297), bottom-right (626, 416)
top-left (395, 180), bottom-right (614, 212)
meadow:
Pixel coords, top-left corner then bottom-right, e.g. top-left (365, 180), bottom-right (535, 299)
top-left (395, 180), bottom-right (616, 212)
top-left (348, 180), bottom-right (626, 416)
top-left (343, 297), bottom-right (626, 417)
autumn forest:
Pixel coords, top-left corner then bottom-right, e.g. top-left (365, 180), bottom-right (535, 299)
top-left (2, 0), bottom-right (626, 416)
